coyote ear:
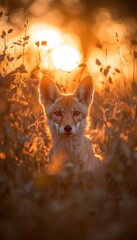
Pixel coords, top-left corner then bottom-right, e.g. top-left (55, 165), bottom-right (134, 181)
top-left (73, 76), bottom-right (94, 106)
top-left (39, 75), bottom-right (61, 107)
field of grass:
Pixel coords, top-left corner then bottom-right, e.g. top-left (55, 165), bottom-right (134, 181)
top-left (0, 11), bottom-right (137, 240)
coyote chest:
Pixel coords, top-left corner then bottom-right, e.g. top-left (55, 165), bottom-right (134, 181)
top-left (39, 75), bottom-right (99, 171)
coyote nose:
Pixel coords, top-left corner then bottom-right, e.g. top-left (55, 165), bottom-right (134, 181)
top-left (64, 125), bottom-right (72, 133)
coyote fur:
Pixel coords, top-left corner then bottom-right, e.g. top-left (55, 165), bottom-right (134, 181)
top-left (39, 75), bottom-right (100, 171)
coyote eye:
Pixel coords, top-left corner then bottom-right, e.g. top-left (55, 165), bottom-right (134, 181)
top-left (54, 111), bottom-right (62, 116)
top-left (73, 111), bottom-right (81, 116)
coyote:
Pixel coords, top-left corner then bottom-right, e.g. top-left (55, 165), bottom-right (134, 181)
top-left (39, 75), bottom-right (100, 171)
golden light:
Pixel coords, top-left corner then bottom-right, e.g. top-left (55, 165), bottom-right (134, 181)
top-left (51, 45), bottom-right (81, 71)
top-left (29, 23), bottom-right (62, 48)
top-left (28, 23), bottom-right (81, 71)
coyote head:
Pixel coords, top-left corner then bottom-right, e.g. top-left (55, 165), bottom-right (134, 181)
top-left (39, 75), bottom-right (94, 137)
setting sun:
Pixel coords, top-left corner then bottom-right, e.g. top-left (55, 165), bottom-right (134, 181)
top-left (28, 23), bottom-right (81, 71)
top-left (51, 45), bottom-right (81, 71)
top-left (29, 23), bottom-right (62, 48)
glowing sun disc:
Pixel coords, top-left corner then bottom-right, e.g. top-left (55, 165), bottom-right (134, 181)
top-left (51, 45), bottom-right (81, 71)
